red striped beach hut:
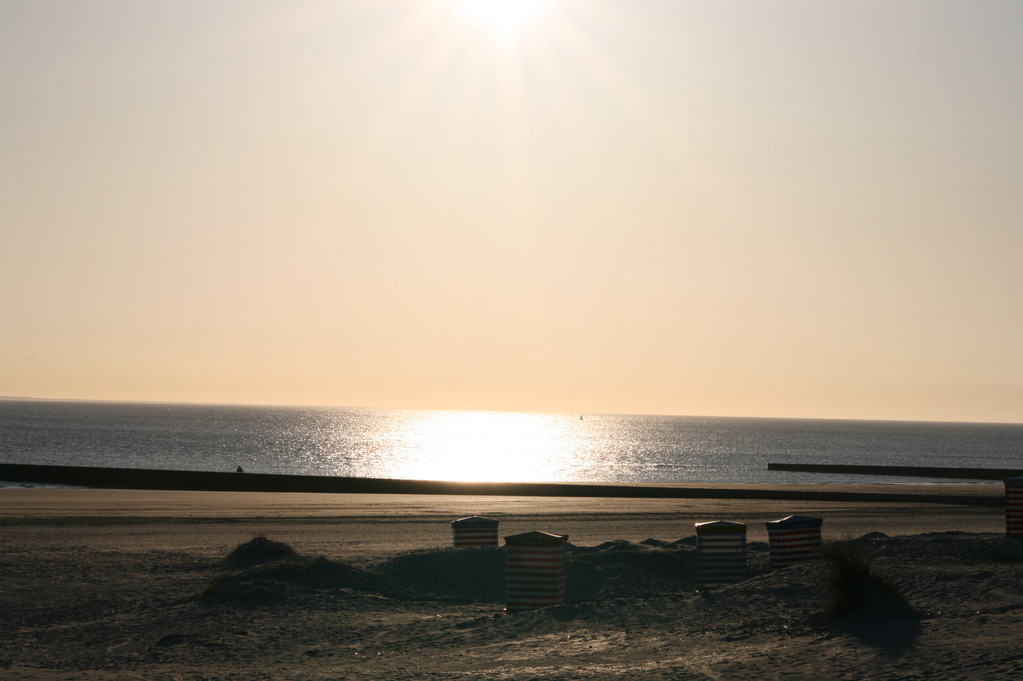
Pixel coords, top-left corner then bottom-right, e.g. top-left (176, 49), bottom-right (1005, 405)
top-left (451, 516), bottom-right (499, 547)
top-left (1005, 477), bottom-right (1023, 538)
top-left (504, 531), bottom-right (569, 611)
top-left (765, 515), bottom-right (824, 569)
top-left (695, 521), bottom-right (747, 589)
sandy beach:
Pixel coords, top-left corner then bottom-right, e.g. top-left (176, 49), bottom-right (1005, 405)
top-left (1, 485), bottom-right (1020, 680)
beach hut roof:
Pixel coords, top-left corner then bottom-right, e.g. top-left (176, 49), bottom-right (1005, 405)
top-left (451, 516), bottom-right (499, 528)
top-left (504, 530), bottom-right (569, 547)
top-left (695, 520), bottom-right (746, 532)
top-left (766, 515), bottom-right (824, 529)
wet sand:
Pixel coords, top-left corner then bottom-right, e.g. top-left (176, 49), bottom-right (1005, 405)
top-left (0, 485), bottom-right (1005, 559)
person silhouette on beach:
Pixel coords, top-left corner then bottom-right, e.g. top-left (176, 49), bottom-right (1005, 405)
top-left (236, 466), bottom-right (244, 473)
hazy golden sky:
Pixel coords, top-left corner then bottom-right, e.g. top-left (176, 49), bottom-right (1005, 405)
top-left (1, 0), bottom-right (1020, 423)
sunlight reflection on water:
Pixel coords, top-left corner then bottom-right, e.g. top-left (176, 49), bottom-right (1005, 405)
top-left (371, 410), bottom-right (585, 482)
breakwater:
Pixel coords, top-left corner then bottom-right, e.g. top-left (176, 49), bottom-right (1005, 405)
top-left (0, 463), bottom-right (1002, 506)
top-left (768, 463), bottom-right (1023, 481)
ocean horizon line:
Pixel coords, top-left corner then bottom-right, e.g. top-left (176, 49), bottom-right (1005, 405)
top-left (1, 396), bottom-right (1019, 427)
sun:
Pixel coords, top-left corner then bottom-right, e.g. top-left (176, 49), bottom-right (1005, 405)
top-left (455, 0), bottom-right (552, 43)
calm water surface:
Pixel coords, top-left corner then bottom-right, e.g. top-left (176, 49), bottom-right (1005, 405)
top-left (0, 400), bottom-right (1020, 486)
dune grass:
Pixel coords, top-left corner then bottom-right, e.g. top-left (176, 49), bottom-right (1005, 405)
top-left (819, 538), bottom-right (908, 622)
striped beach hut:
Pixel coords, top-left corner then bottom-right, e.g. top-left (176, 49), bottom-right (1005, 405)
top-left (504, 531), bottom-right (569, 611)
top-left (695, 521), bottom-right (747, 589)
top-left (451, 516), bottom-right (499, 547)
top-left (765, 515), bottom-right (823, 569)
top-left (1005, 477), bottom-right (1023, 538)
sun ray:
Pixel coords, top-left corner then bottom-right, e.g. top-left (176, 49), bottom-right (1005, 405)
top-left (455, 0), bottom-right (553, 45)
top-left (541, 5), bottom-right (750, 226)
top-left (337, 6), bottom-right (467, 185)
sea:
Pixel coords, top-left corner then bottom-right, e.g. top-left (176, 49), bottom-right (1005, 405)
top-left (0, 400), bottom-right (1020, 488)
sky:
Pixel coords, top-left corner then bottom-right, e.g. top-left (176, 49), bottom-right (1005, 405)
top-left (1, 0), bottom-right (1020, 423)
